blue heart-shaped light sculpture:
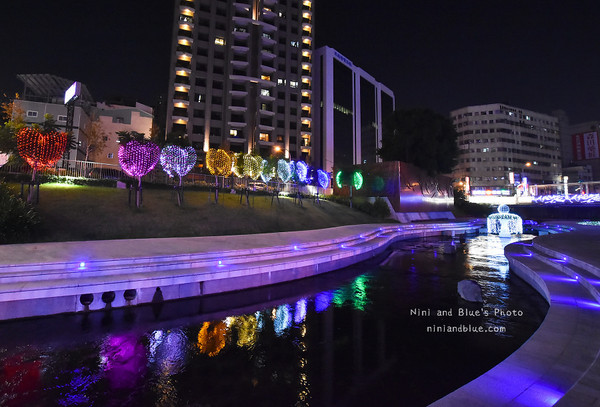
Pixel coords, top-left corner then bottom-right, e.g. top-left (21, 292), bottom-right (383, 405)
top-left (317, 169), bottom-right (330, 189)
top-left (160, 145), bottom-right (197, 178)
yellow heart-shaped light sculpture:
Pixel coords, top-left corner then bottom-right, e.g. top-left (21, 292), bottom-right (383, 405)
top-left (206, 148), bottom-right (232, 176)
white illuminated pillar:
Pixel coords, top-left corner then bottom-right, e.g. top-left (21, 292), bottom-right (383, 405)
top-left (563, 176), bottom-right (569, 198)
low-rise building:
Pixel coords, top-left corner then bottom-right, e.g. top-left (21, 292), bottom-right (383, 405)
top-left (451, 103), bottom-right (562, 195)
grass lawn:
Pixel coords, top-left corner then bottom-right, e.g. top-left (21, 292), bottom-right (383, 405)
top-left (12, 183), bottom-right (389, 242)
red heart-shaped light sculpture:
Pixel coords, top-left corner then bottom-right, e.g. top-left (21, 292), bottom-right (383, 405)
top-left (118, 140), bottom-right (160, 178)
top-left (16, 127), bottom-right (68, 170)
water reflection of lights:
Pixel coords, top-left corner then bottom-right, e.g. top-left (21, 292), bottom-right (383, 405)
top-left (294, 299), bottom-right (308, 324)
top-left (234, 315), bottom-right (259, 348)
top-left (197, 321), bottom-right (229, 357)
top-left (315, 291), bottom-right (333, 313)
top-left (274, 304), bottom-right (293, 336)
top-left (100, 334), bottom-right (147, 389)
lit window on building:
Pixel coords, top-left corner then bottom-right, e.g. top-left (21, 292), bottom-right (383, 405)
top-left (259, 133), bottom-right (270, 141)
top-left (230, 129), bottom-right (238, 137)
top-left (290, 81), bottom-right (298, 88)
top-left (261, 89), bottom-right (271, 97)
top-left (215, 37), bottom-right (225, 46)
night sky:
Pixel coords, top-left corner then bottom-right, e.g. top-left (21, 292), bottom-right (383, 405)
top-left (2, 1), bottom-right (599, 123)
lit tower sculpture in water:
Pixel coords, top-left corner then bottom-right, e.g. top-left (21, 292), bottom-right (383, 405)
top-left (487, 204), bottom-right (523, 237)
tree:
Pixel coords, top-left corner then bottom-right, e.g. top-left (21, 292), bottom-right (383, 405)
top-left (0, 93), bottom-right (25, 158)
top-left (378, 108), bottom-right (459, 175)
top-left (83, 115), bottom-right (107, 161)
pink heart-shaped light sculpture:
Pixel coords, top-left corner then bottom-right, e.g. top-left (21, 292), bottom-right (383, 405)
top-left (118, 140), bottom-right (160, 178)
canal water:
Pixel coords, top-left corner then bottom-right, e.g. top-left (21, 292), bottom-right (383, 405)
top-left (0, 235), bottom-right (548, 407)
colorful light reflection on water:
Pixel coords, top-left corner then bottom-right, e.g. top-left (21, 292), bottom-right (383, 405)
top-left (0, 235), bottom-right (548, 406)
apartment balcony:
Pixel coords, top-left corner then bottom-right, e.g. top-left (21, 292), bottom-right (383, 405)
top-left (262, 8), bottom-right (276, 19)
top-left (259, 123), bottom-right (275, 132)
top-left (232, 45), bottom-right (249, 54)
top-left (260, 64), bottom-right (276, 74)
top-left (175, 67), bottom-right (192, 76)
top-left (302, 10), bottom-right (312, 19)
top-left (259, 93), bottom-right (275, 102)
top-left (172, 115), bottom-right (189, 123)
top-left (302, 22), bottom-right (312, 32)
top-left (174, 74), bottom-right (191, 85)
top-left (261, 35), bottom-right (276, 47)
top-left (263, 0), bottom-right (276, 6)
top-left (232, 29), bottom-right (250, 40)
top-left (228, 120), bottom-right (247, 128)
top-left (231, 60), bottom-right (249, 69)
top-left (259, 108), bottom-right (275, 116)
top-left (177, 31), bottom-right (193, 41)
top-left (179, 22), bottom-right (194, 32)
top-left (301, 74), bottom-right (311, 83)
top-left (175, 83), bottom-right (191, 91)
top-left (261, 49), bottom-right (276, 59)
top-left (229, 105), bottom-right (248, 113)
top-left (232, 15), bottom-right (253, 26)
top-left (173, 99), bottom-right (189, 108)
top-left (301, 102), bottom-right (312, 109)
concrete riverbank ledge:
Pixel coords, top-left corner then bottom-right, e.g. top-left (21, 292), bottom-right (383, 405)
top-left (0, 221), bottom-right (481, 321)
top-left (431, 222), bottom-right (600, 407)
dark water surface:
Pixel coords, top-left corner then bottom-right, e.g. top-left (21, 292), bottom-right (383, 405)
top-left (0, 235), bottom-right (548, 407)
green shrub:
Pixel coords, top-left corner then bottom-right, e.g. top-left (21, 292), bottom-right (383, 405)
top-left (0, 182), bottom-right (40, 244)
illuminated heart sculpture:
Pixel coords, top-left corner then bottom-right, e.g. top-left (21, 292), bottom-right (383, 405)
top-left (277, 159), bottom-right (292, 182)
top-left (160, 145), bottom-right (197, 178)
top-left (206, 148), bottom-right (232, 176)
top-left (118, 140), bottom-right (160, 178)
top-left (16, 127), bottom-right (68, 170)
top-left (260, 159), bottom-right (273, 183)
top-left (243, 154), bottom-right (262, 180)
top-left (231, 153), bottom-right (244, 177)
top-left (317, 169), bottom-right (330, 189)
top-left (295, 161), bottom-right (309, 183)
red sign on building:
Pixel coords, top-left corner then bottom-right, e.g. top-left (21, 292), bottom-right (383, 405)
top-left (572, 132), bottom-right (600, 161)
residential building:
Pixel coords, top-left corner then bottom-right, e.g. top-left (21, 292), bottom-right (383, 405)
top-left (95, 102), bottom-right (154, 165)
top-left (554, 110), bottom-right (600, 181)
top-left (14, 74), bottom-right (153, 166)
top-left (166, 0), bottom-right (314, 162)
top-left (451, 103), bottom-right (562, 194)
top-left (312, 46), bottom-right (395, 173)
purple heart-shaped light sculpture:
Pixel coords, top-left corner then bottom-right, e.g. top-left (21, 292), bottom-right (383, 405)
top-left (118, 140), bottom-right (160, 178)
top-left (160, 145), bottom-right (197, 178)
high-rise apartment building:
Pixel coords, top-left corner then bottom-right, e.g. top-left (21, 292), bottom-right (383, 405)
top-left (451, 103), bottom-right (561, 193)
top-left (313, 46), bottom-right (395, 173)
top-left (166, 0), bottom-right (314, 162)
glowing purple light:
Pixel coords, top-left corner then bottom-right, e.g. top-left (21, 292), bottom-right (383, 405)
top-left (78, 262), bottom-right (86, 269)
top-left (317, 169), bottom-right (329, 189)
top-left (159, 145), bottom-right (196, 178)
top-left (533, 193), bottom-right (600, 205)
top-left (294, 299), bottom-right (307, 324)
top-left (118, 140), bottom-right (160, 178)
top-left (315, 291), bottom-right (333, 312)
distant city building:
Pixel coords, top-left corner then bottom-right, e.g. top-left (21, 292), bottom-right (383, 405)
top-left (166, 0), bottom-right (314, 162)
top-left (312, 46), bottom-right (395, 173)
top-left (451, 103), bottom-right (562, 194)
top-left (14, 74), bottom-right (153, 165)
top-left (95, 102), bottom-right (154, 165)
top-left (554, 110), bottom-right (600, 181)
top-left (15, 74), bottom-right (95, 162)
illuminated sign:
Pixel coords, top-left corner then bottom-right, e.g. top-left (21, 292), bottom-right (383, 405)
top-left (64, 81), bottom-right (81, 104)
top-left (572, 132), bottom-right (599, 161)
top-left (334, 51), bottom-right (353, 67)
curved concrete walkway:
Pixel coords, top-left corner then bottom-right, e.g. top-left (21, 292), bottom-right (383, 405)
top-left (0, 221), bottom-right (481, 320)
top-left (431, 222), bottom-right (600, 407)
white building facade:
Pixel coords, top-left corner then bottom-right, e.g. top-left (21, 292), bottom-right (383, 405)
top-left (451, 103), bottom-right (562, 194)
top-left (312, 46), bottom-right (395, 173)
